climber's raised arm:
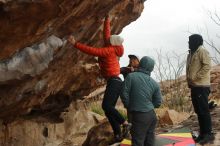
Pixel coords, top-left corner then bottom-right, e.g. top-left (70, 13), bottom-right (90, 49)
top-left (103, 15), bottom-right (111, 46)
top-left (68, 35), bottom-right (114, 57)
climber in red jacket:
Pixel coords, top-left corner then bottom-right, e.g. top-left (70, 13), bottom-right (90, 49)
top-left (68, 15), bottom-right (128, 142)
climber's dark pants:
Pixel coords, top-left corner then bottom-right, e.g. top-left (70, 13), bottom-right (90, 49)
top-left (102, 77), bottom-right (125, 135)
top-left (191, 87), bottom-right (212, 135)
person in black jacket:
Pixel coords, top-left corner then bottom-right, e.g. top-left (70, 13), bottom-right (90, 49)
top-left (120, 54), bottom-right (139, 79)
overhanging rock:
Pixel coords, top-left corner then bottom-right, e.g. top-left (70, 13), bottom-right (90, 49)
top-left (0, 0), bottom-right (144, 123)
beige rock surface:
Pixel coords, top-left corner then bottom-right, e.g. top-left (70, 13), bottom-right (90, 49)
top-left (0, 101), bottom-right (105, 146)
top-left (158, 109), bottom-right (190, 125)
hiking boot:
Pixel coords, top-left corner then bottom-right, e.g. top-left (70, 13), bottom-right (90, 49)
top-left (109, 134), bottom-right (122, 145)
top-left (122, 123), bottom-right (132, 138)
top-left (194, 134), bottom-right (204, 143)
top-left (199, 133), bottom-right (215, 145)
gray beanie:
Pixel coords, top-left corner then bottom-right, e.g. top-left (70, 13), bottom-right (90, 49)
top-left (110, 35), bottom-right (124, 46)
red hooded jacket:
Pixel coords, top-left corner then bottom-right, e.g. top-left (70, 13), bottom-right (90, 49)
top-left (74, 17), bottom-right (124, 79)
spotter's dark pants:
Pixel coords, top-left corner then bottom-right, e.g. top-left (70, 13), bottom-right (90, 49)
top-left (130, 110), bottom-right (157, 146)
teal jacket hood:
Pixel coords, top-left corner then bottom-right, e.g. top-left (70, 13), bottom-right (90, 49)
top-left (138, 56), bottom-right (155, 75)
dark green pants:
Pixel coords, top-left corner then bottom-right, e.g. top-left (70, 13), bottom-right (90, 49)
top-left (130, 110), bottom-right (157, 146)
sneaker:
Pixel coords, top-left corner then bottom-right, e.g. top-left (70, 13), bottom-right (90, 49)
top-left (109, 134), bottom-right (122, 145)
top-left (122, 123), bottom-right (132, 138)
top-left (194, 134), bottom-right (204, 143)
top-left (209, 101), bottom-right (217, 110)
top-left (191, 131), bottom-right (199, 140)
top-left (199, 133), bottom-right (215, 145)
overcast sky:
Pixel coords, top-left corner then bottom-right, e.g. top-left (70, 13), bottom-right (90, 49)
top-left (119, 0), bottom-right (220, 67)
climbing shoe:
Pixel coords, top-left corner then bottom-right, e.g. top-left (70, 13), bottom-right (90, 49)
top-left (122, 123), bottom-right (132, 138)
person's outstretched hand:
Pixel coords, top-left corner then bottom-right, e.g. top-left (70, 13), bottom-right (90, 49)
top-left (105, 14), bottom-right (109, 20)
top-left (68, 35), bottom-right (76, 45)
top-left (105, 14), bottom-right (111, 20)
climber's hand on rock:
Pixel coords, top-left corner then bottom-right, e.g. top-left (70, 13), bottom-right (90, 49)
top-left (105, 14), bottom-right (109, 19)
top-left (97, 17), bottom-right (104, 23)
top-left (105, 14), bottom-right (112, 21)
top-left (68, 35), bottom-right (76, 45)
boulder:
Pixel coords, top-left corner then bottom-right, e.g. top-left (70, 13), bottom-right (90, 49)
top-left (0, 101), bottom-right (105, 146)
top-left (158, 109), bottom-right (190, 126)
top-left (83, 120), bottom-right (114, 146)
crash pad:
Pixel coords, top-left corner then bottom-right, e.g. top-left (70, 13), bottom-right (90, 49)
top-left (120, 127), bottom-right (195, 146)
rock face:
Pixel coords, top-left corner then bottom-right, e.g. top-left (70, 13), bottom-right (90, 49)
top-left (210, 65), bottom-right (220, 99)
top-left (0, 0), bottom-right (144, 124)
top-left (0, 1), bottom-right (144, 145)
top-left (0, 101), bottom-right (104, 146)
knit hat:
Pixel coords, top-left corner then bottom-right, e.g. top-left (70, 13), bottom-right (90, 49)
top-left (110, 35), bottom-right (124, 46)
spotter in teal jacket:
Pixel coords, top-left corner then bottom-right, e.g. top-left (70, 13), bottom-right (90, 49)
top-left (121, 56), bottom-right (162, 112)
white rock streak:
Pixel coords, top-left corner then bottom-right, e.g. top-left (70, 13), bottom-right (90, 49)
top-left (0, 35), bottom-right (63, 82)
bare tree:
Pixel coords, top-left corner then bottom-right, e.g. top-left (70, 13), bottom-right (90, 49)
top-left (204, 10), bottom-right (220, 64)
top-left (186, 10), bottom-right (220, 64)
top-left (154, 49), bottom-right (191, 112)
